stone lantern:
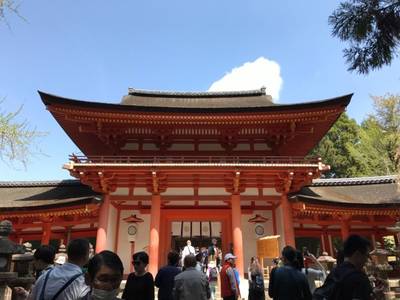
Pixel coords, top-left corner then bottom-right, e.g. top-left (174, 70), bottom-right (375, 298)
top-left (12, 242), bottom-right (34, 278)
top-left (0, 220), bottom-right (24, 299)
top-left (54, 244), bottom-right (68, 265)
top-left (369, 242), bottom-right (392, 272)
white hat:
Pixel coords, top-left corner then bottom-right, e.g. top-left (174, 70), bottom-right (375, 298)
top-left (224, 253), bottom-right (236, 261)
top-left (54, 255), bottom-right (66, 265)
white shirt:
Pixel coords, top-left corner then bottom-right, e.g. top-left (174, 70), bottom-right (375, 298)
top-left (302, 267), bottom-right (325, 293)
top-left (28, 262), bottom-right (89, 300)
top-left (182, 245), bottom-right (195, 258)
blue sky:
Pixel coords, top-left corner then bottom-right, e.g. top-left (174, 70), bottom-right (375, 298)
top-left (1, 1), bottom-right (399, 181)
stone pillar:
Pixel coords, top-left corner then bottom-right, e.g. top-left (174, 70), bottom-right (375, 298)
top-left (41, 222), bottom-right (51, 245)
top-left (280, 193), bottom-right (296, 247)
top-left (231, 194), bottom-right (244, 277)
top-left (148, 194), bottom-right (161, 277)
top-left (95, 194), bottom-right (110, 253)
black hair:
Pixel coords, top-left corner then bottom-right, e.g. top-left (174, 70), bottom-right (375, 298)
top-left (336, 249), bottom-right (344, 265)
top-left (167, 251), bottom-right (180, 266)
top-left (343, 235), bottom-right (371, 258)
top-left (195, 252), bottom-right (202, 262)
top-left (184, 254), bottom-right (197, 268)
top-left (132, 251), bottom-right (149, 265)
top-left (295, 250), bottom-right (305, 272)
top-left (87, 250), bottom-right (124, 279)
top-left (282, 246), bottom-right (297, 263)
top-left (34, 245), bottom-right (56, 264)
top-left (67, 239), bottom-right (90, 262)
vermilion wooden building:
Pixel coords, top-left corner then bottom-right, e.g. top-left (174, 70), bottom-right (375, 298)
top-left (1, 88), bottom-right (399, 277)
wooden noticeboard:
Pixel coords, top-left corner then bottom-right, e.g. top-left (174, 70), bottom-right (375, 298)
top-left (257, 235), bottom-right (280, 258)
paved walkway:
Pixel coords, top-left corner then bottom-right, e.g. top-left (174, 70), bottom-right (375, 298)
top-left (120, 278), bottom-right (272, 300)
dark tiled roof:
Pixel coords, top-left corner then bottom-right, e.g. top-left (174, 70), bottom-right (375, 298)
top-left (0, 180), bottom-right (100, 211)
top-left (312, 175), bottom-right (397, 186)
top-left (294, 175), bottom-right (399, 206)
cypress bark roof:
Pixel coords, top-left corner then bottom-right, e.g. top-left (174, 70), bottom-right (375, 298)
top-left (293, 175), bottom-right (399, 207)
top-left (0, 180), bottom-right (100, 211)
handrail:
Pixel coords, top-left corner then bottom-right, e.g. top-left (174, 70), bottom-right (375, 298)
top-left (69, 154), bottom-right (320, 165)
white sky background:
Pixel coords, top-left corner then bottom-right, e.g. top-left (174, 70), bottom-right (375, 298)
top-left (208, 57), bottom-right (283, 101)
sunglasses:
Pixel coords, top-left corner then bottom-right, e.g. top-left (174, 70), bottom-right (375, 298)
top-left (133, 261), bottom-right (142, 266)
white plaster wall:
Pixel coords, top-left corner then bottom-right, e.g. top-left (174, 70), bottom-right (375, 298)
top-left (241, 188), bottom-right (258, 196)
top-left (120, 143), bottom-right (139, 150)
top-left (162, 188), bottom-right (193, 196)
top-left (134, 188), bottom-right (152, 195)
top-left (262, 188), bottom-right (280, 196)
top-left (198, 201), bottom-right (226, 206)
top-left (233, 143), bottom-right (250, 151)
top-left (302, 224), bottom-right (322, 229)
top-left (198, 188), bottom-right (229, 195)
top-left (111, 187), bottom-right (129, 195)
top-left (164, 201), bottom-right (195, 206)
top-left (73, 224), bottom-right (92, 229)
top-left (143, 143), bottom-right (158, 150)
top-left (254, 143), bottom-right (271, 151)
top-left (198, 144), bottom-right (225, 151)
top-left (169, 144), bottom-right (195, 151)
top-left (117, 210), bottom-right (150, 273)
top-left (241, 210), bottom-right (274, 272)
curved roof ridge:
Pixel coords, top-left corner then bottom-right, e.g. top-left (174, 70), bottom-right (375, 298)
top-left (127, 87), bottom-right (266, 98)
top-left (0, 179), bottom-right (82, 187)
top-left (312, 175), bottom-right (397, 186)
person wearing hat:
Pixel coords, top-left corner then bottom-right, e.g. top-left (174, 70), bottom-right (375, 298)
top-left (220, 253), bottom-right (239, 300)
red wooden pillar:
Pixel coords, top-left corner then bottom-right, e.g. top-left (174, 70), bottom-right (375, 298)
top-left (280, 193), bottom-right (296, 247)
top-left (231, 194), bottom-right (244, 278)
top-left (148, 194), bottom-right (161, 276)
top-left (95, 194), bottom-right (111, 253)
top-left (130, 242), bottom-right (135, 273)
top-left (341, 220), bottom-right (350, 241)
top-left (41, 222), bottom-right (51, 245)
top-left (272, 204), bottom-right (277, 235)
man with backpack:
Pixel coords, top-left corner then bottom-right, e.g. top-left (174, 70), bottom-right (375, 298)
top-left (268, 246), bottom-right (311, 300)
top-left (28, 239), bottom-right (90, 300)
top-left (313, 234), bottom-right (373, 300)
top-left (206, 260), bottom-right (219, 300)
top-left (220, 253), bottom-right (239, 300)
top-left (155, 251), bottom-right (182, 300)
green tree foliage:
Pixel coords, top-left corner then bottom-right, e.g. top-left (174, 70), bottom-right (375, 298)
top-left (0, 103), bottom-right (45, 168)
top-left (365, 94), bottom-right (400, 173)
top-left (310, 113), bottom-right (363, 177)
top-left (329, 0), bottom-right (400, 74)
top-left (312, 94), bottom-right (400, 177)
top-left (0, 0), bottom-right (24, 27)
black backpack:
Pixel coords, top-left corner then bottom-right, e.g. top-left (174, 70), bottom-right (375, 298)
top-left (312, 268), bottom-right (356, 300)
top-left (252, 273), bottom-right (265, 292)
top-left (209, 267), bottom-right (218, 281)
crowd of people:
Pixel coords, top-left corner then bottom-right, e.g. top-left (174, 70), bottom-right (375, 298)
top-left (13, 234), bottom-right (386, 300)
top-left (268, 234), bottom-right (385, 300)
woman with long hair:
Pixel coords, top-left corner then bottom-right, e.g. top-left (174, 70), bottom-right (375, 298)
top-left (247, 257), bottom-right (265, 300)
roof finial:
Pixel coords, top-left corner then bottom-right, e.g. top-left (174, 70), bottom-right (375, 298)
top-left (260, 86), bottom-right (266, 94)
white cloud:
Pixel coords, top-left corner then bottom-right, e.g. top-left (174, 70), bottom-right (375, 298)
top-left (208, 57), bottom-right (283, 100)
